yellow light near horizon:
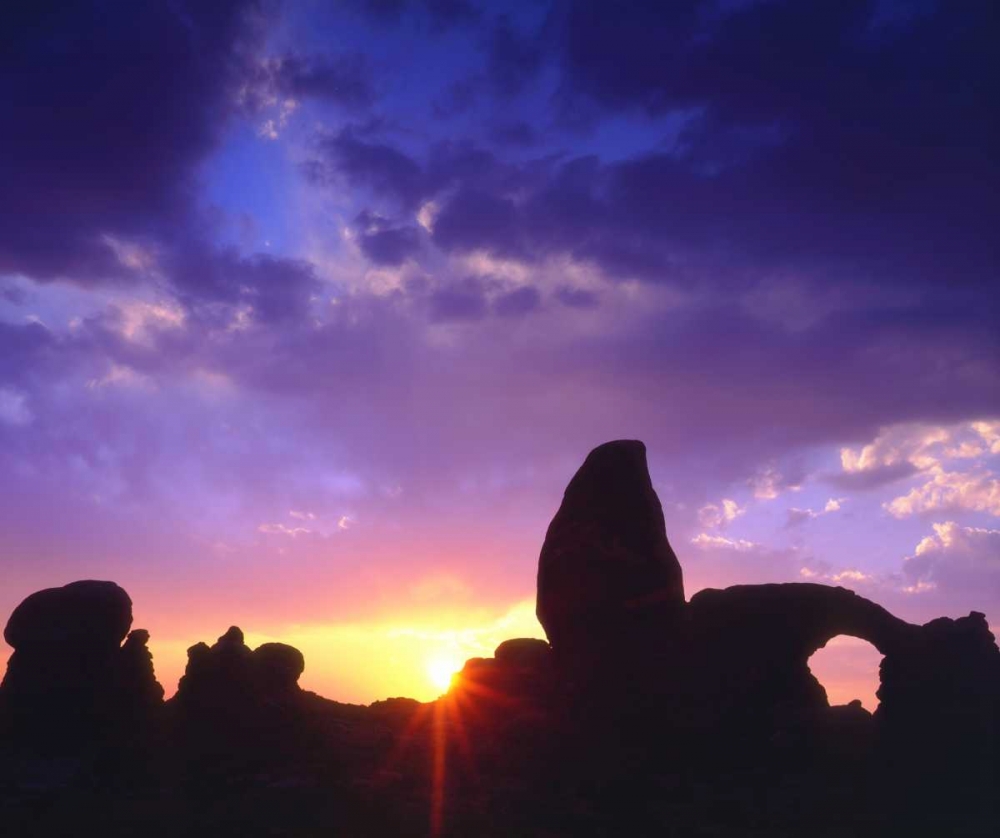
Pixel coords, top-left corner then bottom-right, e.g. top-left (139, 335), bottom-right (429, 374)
top-left (426, 654), bottom-right (462, 693)
top-left (146, 598), bottom-right (547, 704)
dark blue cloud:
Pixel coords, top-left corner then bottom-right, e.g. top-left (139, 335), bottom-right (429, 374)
top-left (309, 129), bottom-right (427, 208)
top-left (354, 212), bottom-right (422, 266)
top-left (493, 286), bottom-right (541, 317)
top-left (0, 0), bottom-right (264, 283)
top-left (428, 278), bottom-right (489, 322)
top-left (243, 53), bottom-right (375, 110)
top-left (347, 0), bottom-right (481, 29)
top-left (554, 287), bottom-right (599, 309)
top-left (487, 14), bottom-right (545, 97)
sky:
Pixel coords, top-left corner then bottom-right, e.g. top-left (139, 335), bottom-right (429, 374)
top-left (1, 0), bottom-right (997, 708)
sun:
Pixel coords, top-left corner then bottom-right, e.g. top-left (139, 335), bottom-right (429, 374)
top-left (426, 654), bottom-right (461, 693)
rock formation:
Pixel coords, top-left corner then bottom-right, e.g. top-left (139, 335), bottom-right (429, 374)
top-left (0, 580), bottom-right (162, 748)
top-left (454, 638), bottom-right (553, 713)
top-left (681, 582), bottom-right (913, 731)
top-left (1, 440), bottom-right (998, 835)
top-left (173, 626), bottom-right (306, 722)
top-left (536, 439), bottom-right (685, 670)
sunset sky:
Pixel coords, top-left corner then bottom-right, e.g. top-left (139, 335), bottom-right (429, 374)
top-left (1, 0), bottom-right (997, 707)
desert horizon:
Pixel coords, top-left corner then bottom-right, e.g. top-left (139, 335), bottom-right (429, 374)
top-left (2, 0), bottom-right (997, 834)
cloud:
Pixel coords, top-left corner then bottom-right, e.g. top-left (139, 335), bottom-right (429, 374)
top-left (697, 498), bottom-right (744, 529)
top-left (972, 421), bottom-right (1000, 455)
top-left (487, 14), bottom-right (544, 97)
top-left (492, 286), bottom-right (540, 318)
top-left (243, 53), bottom-right (375, 110)
top-left (836, 421), bottom-right (1000, 518)
top-left (258, 523), bottom-right (313, 537)
top-left (167, 246), bottom-right (322, 326)
top-left (748, 465), bottom-right (800, 500)
top-left (786, 497), bottom-right (845, 527)
top-left (346, 0), bottom-right (481, 30)
top-left (691, 533), bottom-right (758, 552)
top-left (903, 521), bottom-right (1000, 595)
top-left (0, 0), bottom-right (264, 283)
top-left (554, 286), bottom-right (599, 309)
top-left (427, 278), bottom-right (489, 323)
top-left (840, 422), bottom-right (992, 475)
top-left (884, 467), bottom-right (1000, 519)
top-left (304, 0), bottom-right (996, 305)
top-left (0, 388), bottom-right (32, 426)
top-left (353, 212), bottom-right (423, 266)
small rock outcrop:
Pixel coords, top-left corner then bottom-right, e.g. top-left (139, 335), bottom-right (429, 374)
top-left (0, 580), bottom-right (162, 747)
top-left (173, 626), bottom-right (306, 717)
top-left (253, 642), bottom-right (306, 700)
top-left (455, 638), bottom-right (553, 703)
top-left (536, 440), bottom-right (685, 666)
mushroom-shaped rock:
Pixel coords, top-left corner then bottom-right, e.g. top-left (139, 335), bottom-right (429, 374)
top-left (536, 440), bottom-right (684, 661)
top-left (252, 642), bottom-right (305, 697)
top-left (4, 580), bottom-right (133, 652)
top-left (0, 581), bottom-right (162, 747)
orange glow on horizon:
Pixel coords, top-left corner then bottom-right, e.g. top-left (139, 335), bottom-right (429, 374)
top-left (141, 597), bottom-right (545, 704)
top-left (426, 654), bottom-right (463, 694)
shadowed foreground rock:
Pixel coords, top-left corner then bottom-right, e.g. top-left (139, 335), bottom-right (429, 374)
top-left (1, 441), bottom-right (999, 836)
top-left (537, 440), bottom-right (685, 674)
top-left (0, 580), bottom-right (162, 750)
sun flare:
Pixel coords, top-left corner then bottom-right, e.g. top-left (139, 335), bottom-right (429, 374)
top-left (426, 654), bottom-right (461, 693)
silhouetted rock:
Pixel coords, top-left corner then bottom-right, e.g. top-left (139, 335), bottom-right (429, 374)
top-left (455, 638), bottom-right (553, 702)
top-left (3, 440), bottom-right (1000, 836)
top-left (118, 629), bottom-right (165, 710)
top-left (536, 440), bottom-right (684, 668)
top-left (4, 579), bottom-right (132, 652)
top-left (494, 638), bottom-right (551, 670)
top-left (172, 627), bottom-right (308, 731)
top-left (0, 580), bottom-right (162, 750)
top-left (682, 582), bottom-right (913, 730)
top-left (877, 610), bottom-right (1000, 767)
top-left (253, 642), bottom-right (305, 700)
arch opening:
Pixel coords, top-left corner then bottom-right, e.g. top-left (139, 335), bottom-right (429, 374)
top-left (808, 635), bottom-right (883, 711)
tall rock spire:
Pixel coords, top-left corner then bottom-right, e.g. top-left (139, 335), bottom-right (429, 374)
top-left (536, 440), bottom-right (685, 661)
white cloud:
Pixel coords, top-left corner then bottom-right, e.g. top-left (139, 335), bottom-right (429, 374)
top-left (841, 423), bottom-right (950, 474)
top-left (838, 420), bottom-right (1000, 518)
top-left (0, 388), bottom-right (32, 426)
top-left (884, 466), bottom-right (1000, 518)
top-left (101, 235), bottom-right (157, 272)
top-left (416, 200), bottom-right (439, 233)
top-left (748, 465), bottom-right (800, 500)
top-left (257, 97), bottom-right (299, 141)
top-left (829, 569), bottom-right (871, 583)
top-left (841, 419), bottom-right (999, 477)
top-left (902, 520), bottom-right (1000, 594)
top-left (798, 565), bottom-right (872, 586)
top-left (971, 421), bottom-right (1000, 454)
top-left (116, 299), bottom-right (185, 344)
top-left (87, 363), bottom-right (151, 390)
top-left (258, 523), bottom-right (312, 537)
top-left (691, 533), bottom-right (759, 551)
top-left (697, 498), bottom-right (745, 529)
top-left (787, 497), bottom-right (846, 526)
